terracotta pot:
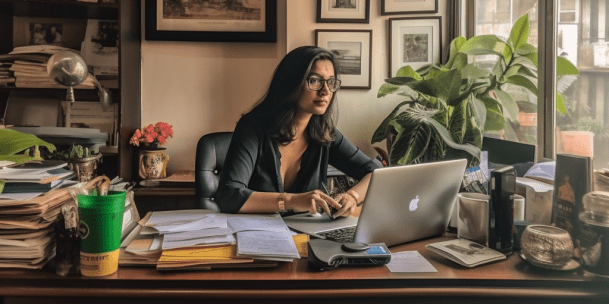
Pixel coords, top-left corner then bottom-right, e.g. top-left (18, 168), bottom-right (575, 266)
top-left (139, 149), bottom-right (169, 180)
top-left (560, 131), bottom-right (594, 157)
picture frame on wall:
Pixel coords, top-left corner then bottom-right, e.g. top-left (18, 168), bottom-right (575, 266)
top-left (316, 0), bottom-right (370, 23)
top-left (315, 29), bottom-right (372, 89)
top-left (381, 0), bottom-right (438, 15)
top-left (145, 0), bottom-right (276, 42)
top-left (388, 17), bottom-right (442, 78)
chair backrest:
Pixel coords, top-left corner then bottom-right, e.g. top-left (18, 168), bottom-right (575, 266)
top-left (195, 132), bottom-right (233, 212)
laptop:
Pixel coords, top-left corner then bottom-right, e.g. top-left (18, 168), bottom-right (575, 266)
top-left (283, 159), bottom-right (467, 247)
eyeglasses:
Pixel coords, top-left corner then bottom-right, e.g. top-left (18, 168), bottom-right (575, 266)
top-left (306, 76), bottom-right (341, 93)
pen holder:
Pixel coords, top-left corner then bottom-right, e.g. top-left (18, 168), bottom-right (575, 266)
top-left (78, 191), bottom-right (126, 277)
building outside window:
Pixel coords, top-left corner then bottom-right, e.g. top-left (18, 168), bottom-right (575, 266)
top-left (472, 0), bottom-right (609, 170)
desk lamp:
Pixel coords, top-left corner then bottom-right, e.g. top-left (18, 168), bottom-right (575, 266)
top-left (47, 50), bottom-right (112, 110)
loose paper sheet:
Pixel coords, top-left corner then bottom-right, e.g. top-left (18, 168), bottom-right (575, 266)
top-left (387, 251), bottom-right (437, 273)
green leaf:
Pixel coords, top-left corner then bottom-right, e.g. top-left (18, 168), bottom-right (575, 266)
top-left (556, 56), bottom-right (580, 75)
top-left (515, 43), bottom-right (537, 55)
top-left (377, 83), bottom-right (402, 98)
top-left (449, 100), bottom-right (469, 143)
top-left (461, 64), bottom-right (490, 81)
top-left (513, 65), bottom-right (537, 78)
top-left (444, 37), bottom-right (467, 69)
top-left (470, 95), bottom-right (487, 130)
top-left (492, 90), bottom-right (520, 122)
top-left (480, 97), bottom-right (505, 131)
top-left (0, 180), bottom-right (4, 194)
top-left (396, 66), bottom-right (423, 80)
top-left (409, 69), bottom-right (463, 102)
top-left (427, 114), bottom-right (481, 158)
top-left (508, 14), bottom-right (530, 50)
top-left (0, 129), bottom-right (55, 158)
top-left (371, 101), bottom-right (413, 143)
top-left (556, 91), bottom-right (566, 115)
top-left (505, 75), bottom-right (538, 95)
top-left (461, 35), bottom-right (513, 60)
top-left (523, 53), bottom-right (538, 68)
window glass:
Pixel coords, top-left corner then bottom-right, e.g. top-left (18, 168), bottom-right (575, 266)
top-left (555, 0), bottom-right (609, 169)
top-left (474, 0), bottom-right (539, 146)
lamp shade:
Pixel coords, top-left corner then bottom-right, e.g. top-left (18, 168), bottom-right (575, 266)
top-left (47, 50), bottom-right (89, 87)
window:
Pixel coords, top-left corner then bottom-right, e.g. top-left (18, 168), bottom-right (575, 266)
top-left (471, 0), bottom-right (609, 170)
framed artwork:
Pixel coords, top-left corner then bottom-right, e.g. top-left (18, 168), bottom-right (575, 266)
top-left (145, 0), bottom-right (276, 42)
top-left (316, 0), bottom-right (370, 23)
top-left (315, 29), bottom-right (372, 89)
top-left (388, 17), bottom-right (442, 78)
top-left (381, 0), bottom-right (438, 15)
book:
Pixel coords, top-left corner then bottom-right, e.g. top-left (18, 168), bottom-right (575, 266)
top-left (426, 239), bottom-right (506, 268)
top-left (552, 154), bottom-right (593, 242)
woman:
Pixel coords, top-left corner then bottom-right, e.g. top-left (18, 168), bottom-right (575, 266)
top-left (216, 46), bottom-right (381, 217)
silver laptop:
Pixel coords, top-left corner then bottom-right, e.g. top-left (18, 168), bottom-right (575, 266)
top-left (283, 159), bottom-right (467, 247)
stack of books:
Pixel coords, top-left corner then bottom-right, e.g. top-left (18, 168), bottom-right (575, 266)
top-left (0, 45), bottom-right (95, 89)
top-left (120, 210), bottom-right (308, 270)
top-left (0, 62), bottom-right (14, 87)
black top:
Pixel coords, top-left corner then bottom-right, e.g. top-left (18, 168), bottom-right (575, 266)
top-left (215, 114), bottom-right (381, 213)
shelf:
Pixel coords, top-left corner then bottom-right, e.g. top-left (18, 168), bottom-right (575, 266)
top-left (0, 0), bottom-right (118, 19)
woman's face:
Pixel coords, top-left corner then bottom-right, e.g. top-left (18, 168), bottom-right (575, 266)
top-left (295, 59), bottom-right (335, 117)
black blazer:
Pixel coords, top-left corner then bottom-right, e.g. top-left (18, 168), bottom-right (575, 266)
top-left (215, 114), bottom-right (380, 213)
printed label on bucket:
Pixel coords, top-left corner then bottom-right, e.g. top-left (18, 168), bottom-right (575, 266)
top-left (80, 249), bottom-right (120, 277)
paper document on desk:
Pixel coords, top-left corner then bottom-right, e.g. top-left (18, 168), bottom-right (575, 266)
top-left (228, 214), bottom-right (289, 232)
top-left (236, 230), bottom-right (300, 261)
top-left (146, 210), bottom-right (227, 233)
top-left (162, 234), bottom-right (236, 250)
top-left (386, 251), bottom-right (437, 273)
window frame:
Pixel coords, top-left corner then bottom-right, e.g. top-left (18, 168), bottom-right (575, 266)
top-left (465, 0), bottom-right (558, 162)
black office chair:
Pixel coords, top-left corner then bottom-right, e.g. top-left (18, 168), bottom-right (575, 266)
top-left (195, 132), bottom-right (233, 212)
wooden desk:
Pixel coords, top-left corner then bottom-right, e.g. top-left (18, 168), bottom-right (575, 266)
top-left (0, 235), bottom-right (607, 304)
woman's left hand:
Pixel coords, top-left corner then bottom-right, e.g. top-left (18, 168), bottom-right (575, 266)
top-left (332, 190), bottom-right (360, 218)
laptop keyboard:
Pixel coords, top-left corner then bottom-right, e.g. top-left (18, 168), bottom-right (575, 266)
top-left (317, 226), bottom-right (356, 243)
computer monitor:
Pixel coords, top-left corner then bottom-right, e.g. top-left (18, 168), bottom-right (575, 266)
top-left (482, 137), bottom-right (536, 167)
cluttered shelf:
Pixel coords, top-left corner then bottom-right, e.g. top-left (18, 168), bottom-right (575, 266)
top-left (0, 234), bottom-right (606, 303)
top-left (0, 0), bottom-right (118, 19)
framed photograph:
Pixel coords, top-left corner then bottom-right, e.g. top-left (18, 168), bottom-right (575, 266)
top-left (381, 0), bottom-right (438, 15)
top-left (315, 30), bottom-right (372, 89)
top-left (317, 0), bottom-right (370, 23)
top-left (388, 17), bottom-right (442, 78)
top-left (145, 0), bottom-right (277, 42)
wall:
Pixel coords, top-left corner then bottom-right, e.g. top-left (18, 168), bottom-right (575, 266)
top-left (141, 0), bottom-right (447, 172)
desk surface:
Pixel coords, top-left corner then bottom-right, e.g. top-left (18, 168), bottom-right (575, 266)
top-left (0, 235), bottom-right (607, 303)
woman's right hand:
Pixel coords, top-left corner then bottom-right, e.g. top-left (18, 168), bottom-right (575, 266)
top-left (286, 190), bottom-right (342, 215)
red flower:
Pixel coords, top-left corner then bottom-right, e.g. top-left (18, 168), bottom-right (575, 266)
top-left (129, 121), bottom-right (174, 147)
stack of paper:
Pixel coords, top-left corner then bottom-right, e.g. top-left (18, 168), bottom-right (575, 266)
top-left (119, 210), bottom-right (306, 270)
top-left (0, 186), bottom-right (78, 269)
top-left (0, 45), bottom-right (95, 89)
top-left (0, 160), bottom-right (74, 201)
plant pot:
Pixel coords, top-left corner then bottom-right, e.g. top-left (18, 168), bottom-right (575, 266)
top-left (517, 112), bottom-right (537, 127)
top-left (560, 131), bottom-right (594, 157)
top-left (138, 148), bottom-right (169, 180)
top-left (69, 153), bottom-right (102, 182)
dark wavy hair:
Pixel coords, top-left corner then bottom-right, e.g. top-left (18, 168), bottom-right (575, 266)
top-left (246, 46), bottom-right (339, 145)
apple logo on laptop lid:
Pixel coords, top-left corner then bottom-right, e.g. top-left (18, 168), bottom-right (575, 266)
top-left (409, 195), bottom-right (419, 211)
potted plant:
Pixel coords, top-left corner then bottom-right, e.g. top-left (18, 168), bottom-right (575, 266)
top-left (372, 14), bottom-right (579, 166)
top-left (130, 122), bottom-right (173, 180)
top-left (66, 144), bottom-right (102, 182)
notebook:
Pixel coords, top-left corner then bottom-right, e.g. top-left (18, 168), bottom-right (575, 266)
top-left (283, 159), bottom-right (467, 247)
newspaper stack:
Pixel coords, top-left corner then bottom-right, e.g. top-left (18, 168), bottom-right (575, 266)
top-left (0, 45), bottom-right (95, 89)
